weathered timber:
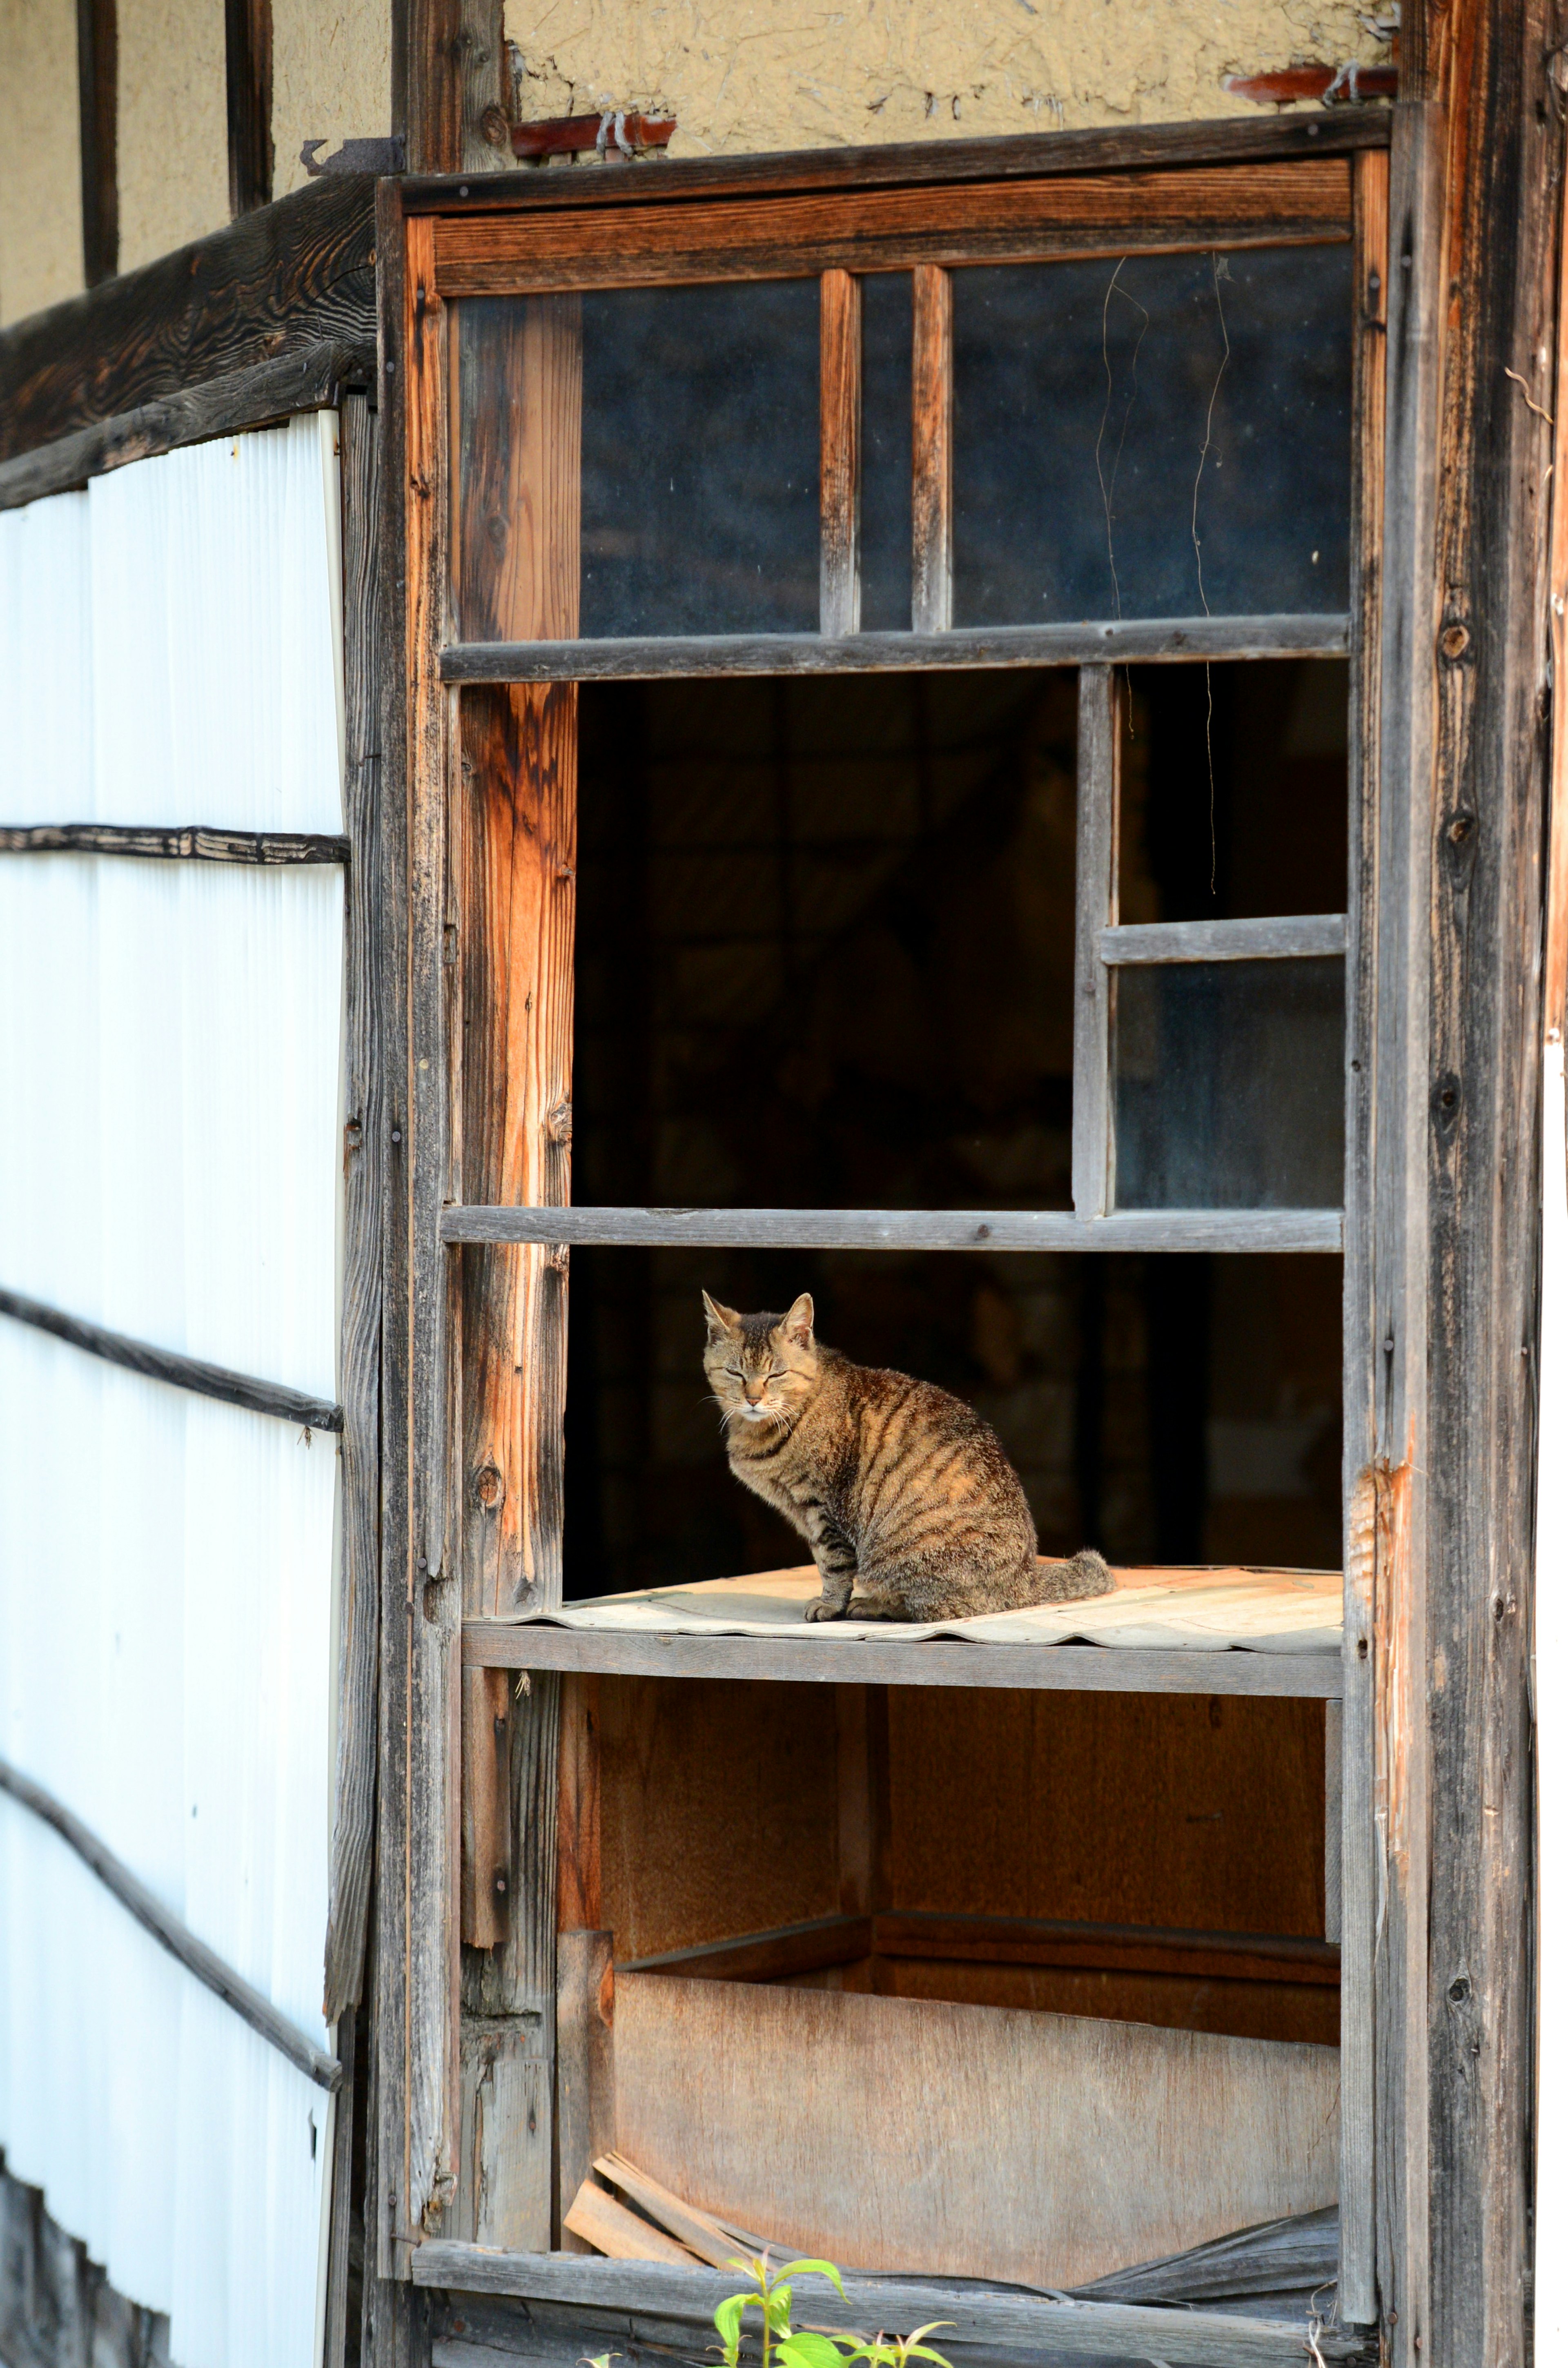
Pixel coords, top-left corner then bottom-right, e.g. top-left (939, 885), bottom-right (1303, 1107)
top-left (439, 616), bottom-right (1350, 683)
top-left (835, 1684), bottom-right (891, 1923)
top-left (556, 1673), bottom-right (601, 1932)
top-left (75, 0), bottom-right (117, 288)
top-left (0, 176), bottom-right (375, 463)
top-left (1102, 914), bottom-right (1348, 964)
top-left (401, 107), bottom-right (1392, 217)
top-left (911, 264), bottom-right (953, 633)
top-left (819, 269), bottom-right (862, 638)
top-left (556, 1932), bottom-right (615, 2254)
top-left (396, 0), bottom-right (508, 177)
top-left (439, 1205), bottom-right (1343, 1252)
top-left (224, 0), bottom-right (273, 214)
top-left (0, 1285), bottom-right (342, 1431)
top-left (410, 2251), bottom-right (1368, 2364)
top-left (323, 392), bottom-right (386, 2025)
top-left (430, 160), bottom-right (1354, 295)
top-left (1072, 668), bottom-right (1119, 1218)
top-left (0, 341), bottom-right (373, 513)
top-left (1073, 2203), bottom-right (1339, 2305)
top-left (0, 2153), bottom-right (170, 2368)
top-left (323, 2009), bottom-right (358, 2368)
top-left (0, 1756), bottom-right (340, 2090)
top-left (461, 1623), bottom-right (1343, 1698)
top-left (1335, 135), bottom-right (1388, 2325)
top-left (0, 821), bottom-right (349, 862)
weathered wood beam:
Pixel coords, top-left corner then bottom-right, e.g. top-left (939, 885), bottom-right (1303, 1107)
top-left (1102, 915), bottom-right (1348, 964)
top-left (0, 820), bottom-right (350, 861)
top-left (439, 1205), bottom-right (1344, 1253)
top-left (76, 0), bottom-right (117, 287)
top-left (225, 0), bottom-right (274, 215)
top-left (394, 0), bottom-right (510, 176)
top-left (0, 1284), bottom-right (343, 1431)
top-left (0, 175), bottom-right (374, 463)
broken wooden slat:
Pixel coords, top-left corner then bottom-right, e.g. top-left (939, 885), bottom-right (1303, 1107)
top-left (911, 263), bottom-right (953, 634)
top-left (818, 267), bottom-right (862, 638)
top-left (564, 2177), bottom-right (699, 2265)
top-left (593, 2153), bottom-right (747, 2270)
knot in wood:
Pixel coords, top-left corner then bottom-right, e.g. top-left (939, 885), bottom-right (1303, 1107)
top-left (546, 1100), bottom-right (573, 1145)
top-left (474, 1463), bottom-right (503, 1508)
top-left (1440, 620), bottom-right (1470, 661)
top-left (481, 104), bottom-right (510, 147)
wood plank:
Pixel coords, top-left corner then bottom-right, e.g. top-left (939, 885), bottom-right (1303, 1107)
top-left (593, 2154), bottom-right (743, 2270)
top-left (911, 264), bottom-right (953, 634)
top-left (224, 0), bottom-right (273, 215)
top-left (440, 1205), bottom-right (1344, 1253)
top-left (395, 0), bottom-right (507, 177)
top-left (1334, 136), bottom-right (1388, 2328)
top-left (403, 109), bottom-right (1391, 220)
top-left (0, 175), bottom-right (375, 464)
top-left (835, 1685), bottom-right (890, 1922)
top-left (1102, 915), bottom-right (1347, 965)
top-left (1323, 1698), bottom-right (1343, 1946)
top-left (463, 1623), bottom-right (1343, 1698)
top-left (452, 2018), bottom-right (552, 2251)
top-left (819, 268), bottom-right (862, 639)
top-left (557, 1672), bottom-right (602, 1931)
top-left (323, 2009), bottom-right (356, 2368)
top-left (610, 1972), bottom-right (1339, 2290)
top-left (0, 341), bottom-right (374, 515)
top-left (0, 1285), bottom-right (342, 1432)
top-left (0, 822), bottom-right (350, 862)
top-left (459, 1667), bottom-right (512, 1949)
top-left (621, 1914), bottom-right (873, 1985)
top-left (323, 390), bottom-right (386, 2025)
top-left (1074, 2203), bottom-right (1338, 2304)
top-left (430, 161), bottom-right (1354, 296)
top-left (563, 2179), bottom-right (697, 2264)
top-left (75, 0), bottom-right (117, 287)
top-left (1072, 667), bottom-right (1119, 1218)
top-left (556, 1930), bottom-right (615, 2253)
top-left (439, 615), bottom-right (1351, 683)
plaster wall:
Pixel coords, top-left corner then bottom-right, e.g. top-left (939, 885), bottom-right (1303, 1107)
top-left (116, 0), bottom-right (227, 272)
top-left (272, 0), bottom-right (392, 199)
top-left (0, 0), bottom-right (82, 327)
top-left (503, 0), bottom-right (1388, 151)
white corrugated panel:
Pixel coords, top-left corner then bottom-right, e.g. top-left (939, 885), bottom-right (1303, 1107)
top-left (0, 416), bottom-right (345, 2368)
top-left (0, 489), bottom-right (93, 824)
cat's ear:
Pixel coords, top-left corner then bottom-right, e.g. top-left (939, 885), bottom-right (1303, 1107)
top-left (702, 1290), bottom-right (741, 1336)
top-left (782, 1292), bottom-right (815, 1348)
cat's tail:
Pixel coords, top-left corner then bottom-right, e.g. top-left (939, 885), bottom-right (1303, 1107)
top-left (1038, 1546), bottom-right (1116, 1604)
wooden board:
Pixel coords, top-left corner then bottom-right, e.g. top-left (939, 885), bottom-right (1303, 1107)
top-left (611, 1971), bottom-right (1339, 2289)
top-left (431, 162), bottom-right (1352, 295)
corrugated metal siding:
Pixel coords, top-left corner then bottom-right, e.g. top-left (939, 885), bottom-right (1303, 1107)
top-left (0, 416), bottom-right (346, 2368)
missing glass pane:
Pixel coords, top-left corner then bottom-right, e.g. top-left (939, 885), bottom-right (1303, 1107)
top-left (860, 272), bottom-right (914, 631)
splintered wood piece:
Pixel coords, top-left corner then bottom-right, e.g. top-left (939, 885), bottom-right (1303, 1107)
top-left (594, 2152), bottom-right (750, 2269)
top-left (819, 267), bottom-right (862, 637)
top-left (564, 2177), bottom-right (701, 2263)
top-left (911, 263), bottom-right (953, 634)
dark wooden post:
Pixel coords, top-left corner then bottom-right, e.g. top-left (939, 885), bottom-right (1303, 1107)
top-left (394, 0), bottom-right (512, 176)
top-left (76, 0), bottom-right (117, 285)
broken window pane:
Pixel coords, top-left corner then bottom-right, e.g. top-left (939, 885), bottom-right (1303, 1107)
top-left (952, 245), bottom-right (1352, 626)
top-left (1114, 957), bottom-right (1344, 1208)
top-left (860, 272), bottom-right (914, 632)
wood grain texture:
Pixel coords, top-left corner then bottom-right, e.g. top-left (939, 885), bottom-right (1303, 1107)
top-left (439, 615), bottom-right (1350, 683)
top-left (75, 0), bottom-right (117, 287)
top-left (0, 821), bottom-right (350, 862)
top-left (564, 2180), bottom-right (695, 2263)
top-left (556, 1931), bottom-right (615, 2252)
top-left (556, 1672), bottom-right (602, 1932)
top-left (396, 0), bottom-right (508, 176)
top-left (1335, 138), bottom-right (1388, 2328)
top-left (1102, 914), bottom-right (1348, 964)
top-left (441, 1204), bottom-right (1344, 1252)
top-left (819, 269), bottom-right (862, 639)
top-left (1072, 667), bottom-right (1118, 1218)
top-left (911, 265), bottom-right (953, 634)
top-left (459, 1667), bottom-right (512, 1949)
top-left (224, 0), bottom-right (274, 215)
top-left (0, 1286), bottom-right (342, 1432)
top-left (323, 2010), bottom-right (357, 2368)
top-left (463, 1623), bottom-right (1344, 1698)
top-left (323, 391), bottom-right (386, 2026)
top-left (453, 2019), bottom-right (552, 2250)
top-left (592, 2154), bottom-right (741, 2269)
top-left (0, 176), bottom-right (375, 465)
top-left (430, 162), bottom-right (1353, 296)
top-left (611, 1972), bottom-right (1339, 2288)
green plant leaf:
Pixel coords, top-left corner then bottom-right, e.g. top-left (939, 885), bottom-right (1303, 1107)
top-left (714, 2294), bottom-right (747, 2365)
top-left (777, 2333), bottom-right (851, 2368)
top-left (780, 2261), bottom-right (846, 2299)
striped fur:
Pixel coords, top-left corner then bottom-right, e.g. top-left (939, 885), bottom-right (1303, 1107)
top-left (702, 1291), bottom-right (1113, 1622)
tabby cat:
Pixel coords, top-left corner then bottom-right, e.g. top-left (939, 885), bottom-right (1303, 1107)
top-left (702, 1290), bottom-right (1114, 1622)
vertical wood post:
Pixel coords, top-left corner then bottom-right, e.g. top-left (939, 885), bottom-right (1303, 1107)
top-left (1072, 666), bottom-right (1120, 1219)
top-left (394, 0), bottom-right (511, 176)
top-left (556, 1673), bottom-right (612, 2247)
top-left (224, 0), bottom-right (274, 215)
top-left (836, 1684), bottom-right (891, 1987)
top-left (911, 264), bottom-right (953, 634)
top-left (75, 0), bottom-right (117, 286)
top-left (820, 269), bottom-right (862, 638)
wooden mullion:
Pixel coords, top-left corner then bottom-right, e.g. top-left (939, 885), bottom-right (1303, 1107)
top-left (911, 264), bottom-right (953, 634)
top-left (224, 0), bottom-right (274, 216)
top-left (1073, 666), bottom-right (1120, 1219)
top-left (75, 0), bottom-right (117, 286)
top-left (439, 1205), bottom-right (1342, 1253)
top-left (819, 269), bottom-right (862, 637)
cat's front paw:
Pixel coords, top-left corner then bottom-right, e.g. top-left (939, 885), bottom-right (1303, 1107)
top-left (803, 1595), bottom-right (842, 1623)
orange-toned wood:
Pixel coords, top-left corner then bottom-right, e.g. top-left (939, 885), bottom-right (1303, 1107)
top-left (557, 1671), bottom-right (603, 1931)
top-left (819, 268), bottom-right (862, 637)
top-left (911, 263), bottom-right (952, 634)
top-left (430, 160), bottom-right (1354, 296)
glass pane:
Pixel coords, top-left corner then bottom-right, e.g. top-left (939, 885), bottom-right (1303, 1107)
top-left (582, 280), bottom-right (820, 637)
top-left (1114, 958), bottom-right (1344, 1208)
top-left (860, 272), bottom-right (913, 631)
top-left (1119, 659), bottom-right (1349, 923)
top-left (953, 246), bottom-right (1352, 626)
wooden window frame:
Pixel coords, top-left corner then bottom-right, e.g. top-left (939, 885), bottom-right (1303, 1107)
top-left (379, 117), bottom-right (1396, 2347)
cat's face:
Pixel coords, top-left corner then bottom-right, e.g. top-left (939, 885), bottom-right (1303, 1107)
top-left (702, 1291), bottom-right (819, 1428)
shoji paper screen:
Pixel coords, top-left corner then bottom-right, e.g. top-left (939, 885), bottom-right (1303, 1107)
top-left (0, 416), bottom-right (345, 2368)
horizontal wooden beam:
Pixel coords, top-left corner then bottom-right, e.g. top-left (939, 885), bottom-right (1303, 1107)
top-left (409, 2244), bottom-right (1374, 2363)
top-left (0, 1753), bottom-right (340, 2091)
top-left (402, 106), bottom-right (1391, 219)
top-left (441, 616), bottom-right (1350, 686)
top-left (0, 175), bottom-right (375, 465)
top-left (0, 821), bottom-right (351, 862)
top-left (0, 1286), bottom-right (343, 1432)
top-left (439, 1205), bottom-right (1344, 1253)
top-left (462, 1621), bottom-right (1342, 1698)
top-left (1101, 914), bottom-right (1349, 964)
top-left (0, 340), bottom-right (373, 513)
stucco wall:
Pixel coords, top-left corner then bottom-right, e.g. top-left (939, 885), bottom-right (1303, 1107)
top-left (117, 0), bottom-right (228, 271)
top-left (272, 0), bottom-right (392, 198)
top-left (0, 0), bottom-right (82, 327)
top-left (503, 0), bottom-right (1387, 151)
